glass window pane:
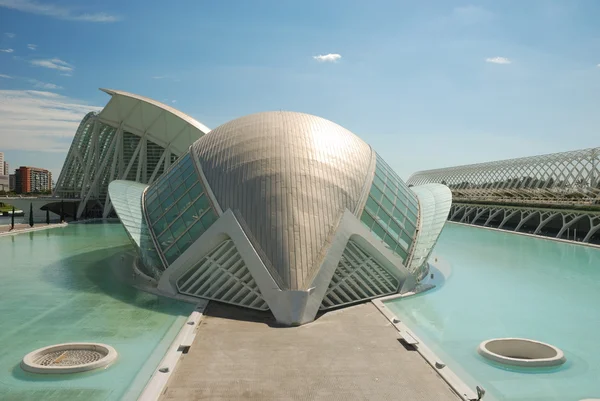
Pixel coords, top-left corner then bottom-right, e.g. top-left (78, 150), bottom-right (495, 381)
top-left (372, 221), bottom-right (386, 240)
top-left (158, 229), bottom-right (174, 251)
top-left (181, 204), bottom-right (199, 228)
top-left (170, 219), bottom-right (187, 240)
top-left (164, 244), bottom-right (181, 264)
top-left (153, 216), bottom-right (168, 236)
top-left (195, 194), bottom-right (210, 216)
top-left (187, 182), bottom-right (203, 199)
top-left (171, 182), bottom-right (186, 201)
top-left (373, 175), bottom-right (385, 190)
top-left (176, 193), bottom-right (192, 214)
top-left (164, 203), bottom-right (179, 222)
top-left (187, 220), bottom-right (206, 241)
top-left (370, 184), bottom-right (383, 202)
top-left (376, 208), bottom-right (390, 226)
top-left (149, 204), bottom-right (162, 222)
top-left (389, 219), bottom-right (401, 239)
top-left (365, 196), bottom-right (379, 215)
top-left (383, 234), bottom-right (397, 251)
top-left (185, 173), bottom-right (199, 189)
top-left (360, 211), bottom-right (375, 229)
top-left (392, 208), bottom-right (405, 226)
top-left (382, 196), bottom-right (394, 212)
top-left (200, 209), bottom-right (218, 229)
top-left (383, 185), bottom-right (395, 201)
top-left (401, 230), bottom-right (413, 246)
top-left (176, 232), bottom-right (193, 254)
top-left (394, 244), bottom-right (407, 261)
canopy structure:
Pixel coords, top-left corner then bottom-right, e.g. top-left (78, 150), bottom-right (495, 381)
top-left (53, 89), bottom-right (210, 219)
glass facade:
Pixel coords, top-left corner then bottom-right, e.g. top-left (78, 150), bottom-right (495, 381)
top-left (360, 154), bottom-right (419, 262)
top-left (144, 152), bottom-right (219, 265)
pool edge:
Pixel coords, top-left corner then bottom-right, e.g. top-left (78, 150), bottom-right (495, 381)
top-left (372, 292), bottom-right (480, 401)
top-left (135, 300), bottom-right (208, 401)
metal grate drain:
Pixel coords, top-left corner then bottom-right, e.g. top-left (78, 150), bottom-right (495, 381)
top-left (22, 343), bottom-right (118, 374)
top-left (35, 349), bottom-right (105, 367)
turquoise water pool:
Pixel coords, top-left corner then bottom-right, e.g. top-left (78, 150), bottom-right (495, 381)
top-left (386, 223), bottom-right (600, 401)
top-left (0, 223), bottom-right (194, 401)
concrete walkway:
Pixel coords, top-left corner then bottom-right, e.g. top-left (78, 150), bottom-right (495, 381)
top-left (160, 302), bottom-right (460, 401)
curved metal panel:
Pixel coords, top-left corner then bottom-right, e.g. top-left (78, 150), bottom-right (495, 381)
top-left (192, 111), bottom-right (373, 290)
top-left (407, 184), bottom-right (452, 279)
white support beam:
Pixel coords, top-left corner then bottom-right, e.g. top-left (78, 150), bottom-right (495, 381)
top-left (76, 125), bottom-right (121, 217)
top-left (148, 148), bottom-right (168, 185)
top-left (102, 128), bottom-right (123, 218)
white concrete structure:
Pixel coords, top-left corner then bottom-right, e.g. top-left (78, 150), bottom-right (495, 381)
top-left (110, 110), bottom-right (452, 326)
top-left (477, 338), bottom-right (566, 368)
top-left (52, 89), bottom-right (210, 220)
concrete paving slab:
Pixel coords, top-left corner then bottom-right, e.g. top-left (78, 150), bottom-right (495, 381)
top-left (160, 302), bottom-right (461, 401)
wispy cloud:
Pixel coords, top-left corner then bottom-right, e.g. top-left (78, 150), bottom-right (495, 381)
top-left (29, 79), bottom-right (62, 90)
top-left (0, 48), bottom-right (14, 53)
top-left (597, 64), bottom-right (600, 68)
top-left (313, 53), bottom-right (342, 63)
top-left (4, 32), bottom-right (15, 38)
top-left (485, 57), bottom-right (511, 64)
top-left (0, 73), bottom-right (12, 79)
top-left (172, 100), bottom-right (177, 104)
top-left (152, 75), bottom-right (180, 82)
top-left (0, 0), bottom-right (121, 22)
top-left (30, 58), bottom-right (73, 72)
top-left (0, 89), bottom-right (101, 152)
top-left (27, 43), bottom-right (36, 50)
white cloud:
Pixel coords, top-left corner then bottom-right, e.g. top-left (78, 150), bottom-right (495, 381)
top-left (4, 32), bottom-right (15, 38)
top-left (172, 100), bottom-right (177, 103)
top-left (27, 43), bottom-right (36, 50)
top-left (0, 89), bottom-right (101, 152)
top-left (0, 48), bottom-right (14, 53)
top-left (0, 73), bottom-right (12, 78)
top-left (152, 75), bottom-right (180, 82)
top-left (28, 79), bottom-right (62, 90)
top-left (30, 58), bottom-right (73, 72)
top-left (0, 0), bottom-right (120, 22)
top-left (313, 53), bottom-right (342, 63)
top-left (485, 57), bottom-right (511, 64)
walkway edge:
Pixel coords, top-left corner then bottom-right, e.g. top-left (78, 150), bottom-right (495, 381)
top-left (372, 296), bottom-right (478, 401)
top-left (137, 300), bottom-right (208, 401)
top-left (0, 222), bottom-right (68, 237)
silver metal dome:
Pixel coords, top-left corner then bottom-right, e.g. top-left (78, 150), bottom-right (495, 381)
top-left (192, 111), bottom-right (374, 290)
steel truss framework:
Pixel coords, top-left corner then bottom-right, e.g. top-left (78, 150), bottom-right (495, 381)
top-left (408, 147), bottom-right (600, 206)
top-left (54, 89), bottom-right (209, 219)
top-left (450, 203), bottom-right (600, 243)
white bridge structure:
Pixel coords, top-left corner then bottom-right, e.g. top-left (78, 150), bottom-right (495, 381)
top-left (408, 147), bottom-right (600, 244)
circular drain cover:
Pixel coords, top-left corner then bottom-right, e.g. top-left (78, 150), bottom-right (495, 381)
top-left (21, 343), bottom-right (117, 374)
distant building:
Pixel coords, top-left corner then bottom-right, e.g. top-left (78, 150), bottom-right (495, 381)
top-left (3, 161), bottom-right (8, 176)
top-left (14, 166), bottom-right (52, 194)
top-left (9, 174), bottom-right (15, 191)
top-left (0, 152), bottom-right (4, 175)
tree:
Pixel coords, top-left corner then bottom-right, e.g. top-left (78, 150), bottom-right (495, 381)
top-left (46, 208), bottom-right (50, 225)
top-left (29, 203), bottom-right (34, 227)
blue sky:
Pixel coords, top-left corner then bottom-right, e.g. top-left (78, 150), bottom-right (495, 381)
top-left (1, 0), bottom-right (599, 180)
